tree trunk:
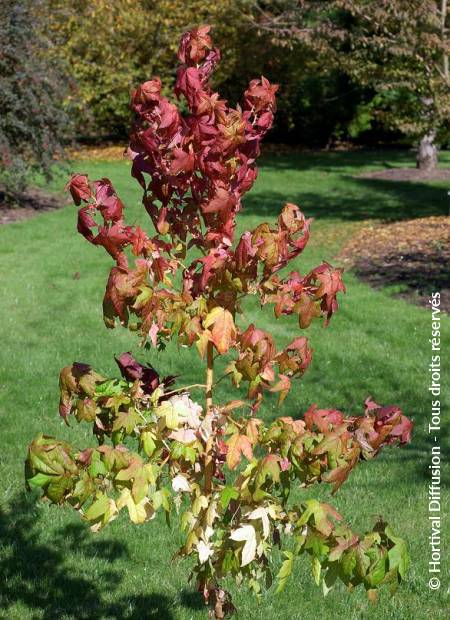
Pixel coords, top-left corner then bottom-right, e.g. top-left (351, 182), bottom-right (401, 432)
top-left (204, 340), bottom-right (215, 495)
top-left (205, 340), bottom-right (214, 411)
top-left (441, 0), bottom-right (449, 80)
top-left (416, 131), bottom-right (438, 172)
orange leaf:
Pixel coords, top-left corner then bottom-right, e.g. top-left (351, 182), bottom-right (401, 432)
top-left (246, 418), bottom-right (262, 444)
top-left (226, 433), bottom-right (253, 469)
top-left (204, 307), bottom-right (236, 354)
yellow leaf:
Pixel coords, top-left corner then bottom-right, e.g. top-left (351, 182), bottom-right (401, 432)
top-left (196, 330), bottom-right (210, 358)
top-left (155, 400), bottom-right (179, 430)
top-left (118, 488), bottom-right (154, 524)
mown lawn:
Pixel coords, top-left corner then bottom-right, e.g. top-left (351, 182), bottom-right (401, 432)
top-left (0, 150), bottom-right (449, 619)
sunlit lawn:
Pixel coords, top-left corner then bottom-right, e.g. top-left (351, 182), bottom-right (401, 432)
top-left (0, 150), bottom-right (449, 619)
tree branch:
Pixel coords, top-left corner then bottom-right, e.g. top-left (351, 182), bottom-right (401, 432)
top-left (204, 340), bottom-right (215, 495)
top-left (206, 340), bottom-right (214, 411)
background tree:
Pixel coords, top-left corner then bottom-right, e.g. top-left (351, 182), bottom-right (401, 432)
top-left (47, 0), bottom-right (243, 138)
top-left (336, 0), bottom-right (450, 171)
top-left (0, 0), bottom-right (70, 202)
top-left (247, 0), bottom-right (450, 170)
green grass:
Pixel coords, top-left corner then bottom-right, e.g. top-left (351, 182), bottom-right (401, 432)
top-left (0, 150), bottom-right (449, 619)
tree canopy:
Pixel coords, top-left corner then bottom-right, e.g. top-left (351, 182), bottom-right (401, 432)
top-left (248, 0), bottom-right (450, 168)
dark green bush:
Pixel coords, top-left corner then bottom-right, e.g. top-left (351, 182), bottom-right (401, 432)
top-left (0, 0), bottom-right (70, 200)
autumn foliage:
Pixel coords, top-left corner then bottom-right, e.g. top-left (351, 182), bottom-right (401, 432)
top-left (26, 26), bottom-right (412, 618)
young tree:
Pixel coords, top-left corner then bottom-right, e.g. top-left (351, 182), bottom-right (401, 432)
top-left (26, 27), bottom-right (412, 618)
top-left (0, 0), bottom-right (70, 201)
top-left (247, 0), bottom-right (450, 171)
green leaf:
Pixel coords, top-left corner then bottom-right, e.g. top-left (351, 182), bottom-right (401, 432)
top-left (220, 486), bottom-right (239, 510)
top-left (312, 556), bottom-right (321, 585)
top-left (88, 451), bottom-right (108, 478)
top-left (47, 475), bottom-right (73, 503)
top-left (181, 510), bottom-right (194, 532)
top-left (366, 554), bottom-right (387, 587)
top-left (323, 563), bottom-right (338, 596)
top-left (73, 475), bottom-right (96, 506)
top-left (184, 446), bottom-right (196, 464)
top-left (132, 469), bottom-right (149, 503)
top-left (276, 551), bottom-right (293, 593)
top-left (84, 493), bottom-right (110, 521)
top-left (297, 499), bottom-right (340, 537)
top-left (29, 447), bottom-right (64, 476)
top-left (222, 549), bottom-right (239, 573)
top-left (95, 379), bottom-right (127, 397)
top-left (27, 472), bottom-right (53, 488)
top-left (141, 431), bottom-right (156, 457)
top-left (386, 527), bottom-right (409, 579)
top-left (112, 407), bottom-right (140, 434)
top-left (305, 530), bottom-right (329, 561)
top-left (151, 489), bottom-right (170, 512)
top-left (341, 549), bottom-right (357, 579)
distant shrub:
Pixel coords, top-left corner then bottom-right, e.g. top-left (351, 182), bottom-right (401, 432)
top-left (0, 0), bottom-right (70, 200)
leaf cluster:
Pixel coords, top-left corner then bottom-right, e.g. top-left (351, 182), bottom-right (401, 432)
top-left (27, 356), bottom-right (412, 608)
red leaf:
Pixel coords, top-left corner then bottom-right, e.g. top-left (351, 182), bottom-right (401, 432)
top-left (177, 25), bottom-right (212, 65)
top-left (95, 178), bottom-right (124, 222)
top-left (114, 352), bottom-right (162, 395)
top-left (77, 206), bottom-right (96, 242)
top-left (66, 174), bottom-right (92, 205)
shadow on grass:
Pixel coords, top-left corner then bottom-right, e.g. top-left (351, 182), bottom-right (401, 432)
top-left (244, 176), bottom-right (448, 221)
top-left (0, 494), bottom-right (176, 619)
top-left (179, 589), bottom-right (204, 611)
top-left (259, 149), bottom-right (418, 172)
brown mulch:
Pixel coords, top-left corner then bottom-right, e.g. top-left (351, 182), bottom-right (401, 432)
top-left (339, 216), bottom-right (450, 312)
top-left (357, 167), bottom-right (450, 181)
top-left (0, 187), bottom-right (67, 225)
top-left (68, 144), bottom-right (129, 161)
top-left (309, 220), bottom-right (377, 255)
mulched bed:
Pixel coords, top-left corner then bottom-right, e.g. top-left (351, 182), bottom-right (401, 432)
top-left (0, 187), bottom-right (67, 225)
top-left (357, 167), bottom-right (450, 181)
top-left (68, 144), bottom-right (128, 161)
top-left (339, 216), bottom-right (450, 312)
